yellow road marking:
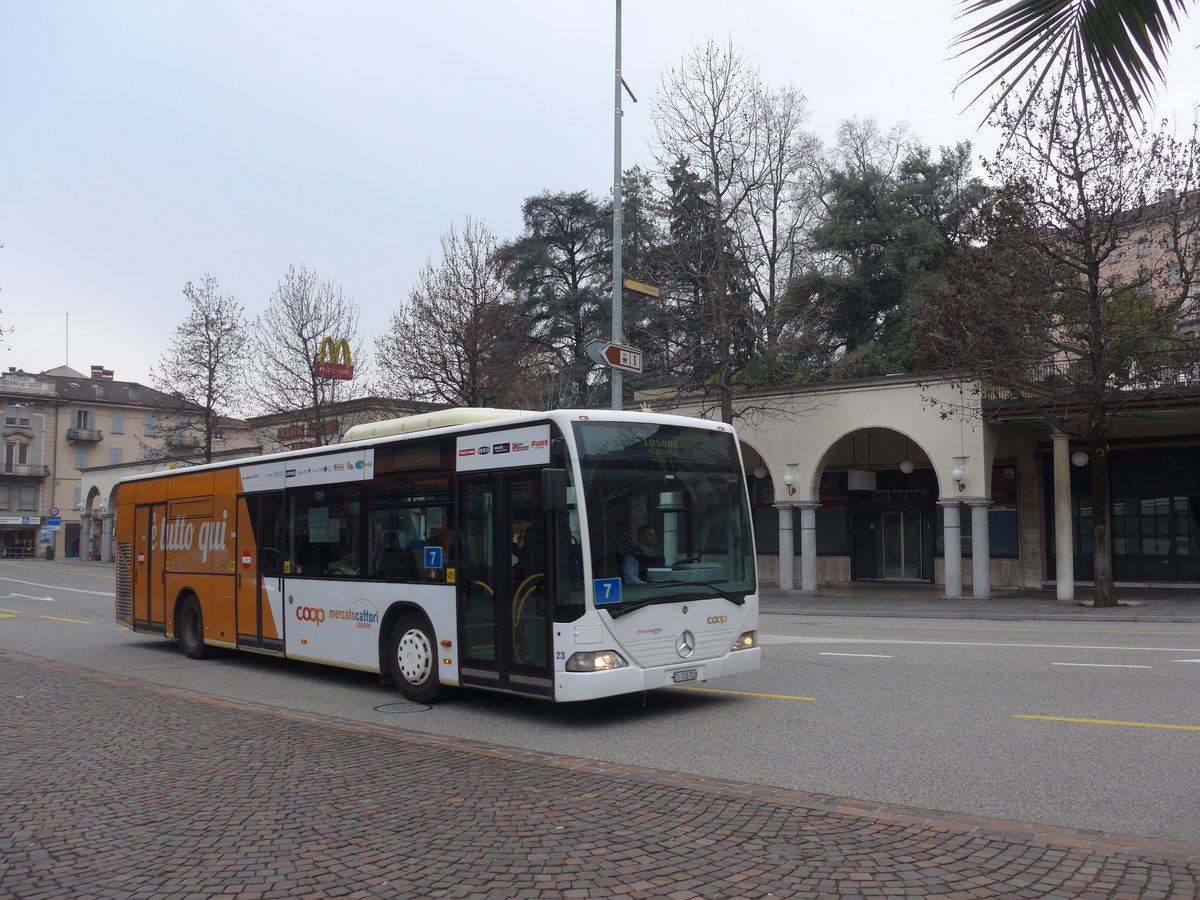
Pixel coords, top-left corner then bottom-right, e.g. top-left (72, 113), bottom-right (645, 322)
top-left (1015, 714), bottom-right (1200, 732)
top-left (672, 685), bottom-right (813, 701)
top-left (0, 607), bottom-right (19, 614)
top-left (0, 613), bottom-right (16, 619)
top-left (38, 615), bottom-right (90, 624)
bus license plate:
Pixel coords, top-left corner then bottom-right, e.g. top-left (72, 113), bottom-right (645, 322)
top-left (672, 669), bottom-right (698, 683)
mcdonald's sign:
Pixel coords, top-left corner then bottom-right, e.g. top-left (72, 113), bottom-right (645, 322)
top-left (314, 337), bottom-right (354, 380)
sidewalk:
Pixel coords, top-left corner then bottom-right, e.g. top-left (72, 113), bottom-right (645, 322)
top-left (760, 582), bottom-right (1200, 623)
top-left (3, 648), bottom-right (1200, 899)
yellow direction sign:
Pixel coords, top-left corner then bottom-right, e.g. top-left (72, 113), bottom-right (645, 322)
top-left (623, 279), bottom-right (660, 298)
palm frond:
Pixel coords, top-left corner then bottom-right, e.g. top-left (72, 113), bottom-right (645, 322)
top-left (954, 0), bottom-right (1189, 124)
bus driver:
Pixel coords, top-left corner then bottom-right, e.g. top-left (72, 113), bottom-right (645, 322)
top-left (622, 525), bottom-right (665, 584)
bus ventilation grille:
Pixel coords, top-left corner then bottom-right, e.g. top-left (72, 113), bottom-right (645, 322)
top-left (115, 542), bottom-right (133, 621)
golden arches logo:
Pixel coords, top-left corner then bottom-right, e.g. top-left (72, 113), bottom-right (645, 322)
top-left (315, 338), bottom-right (354, 380)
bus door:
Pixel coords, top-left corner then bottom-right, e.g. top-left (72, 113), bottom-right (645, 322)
top-left (132, 503), bottom-right (167, 634)
top-left (235, 492), bottom-right (285, 653)
top-left (457, 470), bottom-right (553, 697)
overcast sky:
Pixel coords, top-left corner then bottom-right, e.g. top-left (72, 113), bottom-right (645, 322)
top-left (3, 1), bottom-right (1199, 392)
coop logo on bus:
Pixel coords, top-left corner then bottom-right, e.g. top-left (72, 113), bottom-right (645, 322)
top-left (295, 601), bottom-right (381, 629)
top-left (296, 606), bottom-right (326, 625)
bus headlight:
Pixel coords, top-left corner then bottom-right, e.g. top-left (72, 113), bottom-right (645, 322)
top-left (732, 631), bottom-right (757, 650)
top-left (566, 650), bottom-right (628, 672)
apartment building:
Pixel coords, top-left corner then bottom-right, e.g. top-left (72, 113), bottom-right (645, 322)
top-left (0, 364), bottom-right (241, 559)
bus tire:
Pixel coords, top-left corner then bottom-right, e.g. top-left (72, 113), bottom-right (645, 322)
top-left (387, 613), bottom-right (443, 703)
top-left (177, 595), bottom-right (212, 660)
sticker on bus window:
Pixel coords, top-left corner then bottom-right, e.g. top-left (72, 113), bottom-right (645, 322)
top-left (594, 578), bottom-right (621, 606)
top-left (424, 546), bottom-right (443, 569)
top-left (446, 568), bottom-right (456, 583)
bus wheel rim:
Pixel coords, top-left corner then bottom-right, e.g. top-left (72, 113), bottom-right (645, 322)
top-left (397, 629), bottom-right (432, 684)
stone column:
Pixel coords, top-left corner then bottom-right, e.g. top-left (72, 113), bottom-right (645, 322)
top-left (775, 504), bottom-right (795, 591)
top-left (796, 501), bottom-right (819, 594)
top-left (940, 501), bottom-right (962, 599)
top-left (79, 513), bottom-right (91, 559)
top-left (967, 499), bottom-right (991, 599)
top-left (1051, 431), bottom-right (1075, 601)
top-left (100, 514), bottom-right (114, 563)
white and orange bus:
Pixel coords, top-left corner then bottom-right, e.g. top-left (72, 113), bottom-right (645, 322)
top-left (115, 408), bottom-right (760, 703)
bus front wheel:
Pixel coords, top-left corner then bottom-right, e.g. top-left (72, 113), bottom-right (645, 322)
top-left (387, 614), bottom-right (444, 703)
top-left (177, 595), bottom-right (212, 660)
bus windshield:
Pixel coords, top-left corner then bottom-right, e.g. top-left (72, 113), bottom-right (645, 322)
top-left (574, 420), bottom-right (755, 613)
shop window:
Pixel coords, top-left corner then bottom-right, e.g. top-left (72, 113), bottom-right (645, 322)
top-left (749, 476), bottom-right (778, 554)
top-left (936, 464), bottom-right (1019, 558)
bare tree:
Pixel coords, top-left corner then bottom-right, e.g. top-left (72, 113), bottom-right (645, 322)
top-left (920, 82), bottom-right (1200, 606)
top-left (650, 39), bottom-right (825, 424)
top-left (251, 265), bottom-right (366, 446)
top-left (736, 84), bottom-right (828, 390)
top-left (378, 218), bottom-right (551, 409)
top-left (151, 274), bottom-right (250, 462)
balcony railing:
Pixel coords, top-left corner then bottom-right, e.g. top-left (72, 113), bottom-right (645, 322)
top-left (983, 355), bottom-right (1200, 402)
top-left (0, 464), bottom-right (50, 479)
top-left (165, 432), bottom-right (201, 448)
top-left (66, 428), bottom-right (103, 443)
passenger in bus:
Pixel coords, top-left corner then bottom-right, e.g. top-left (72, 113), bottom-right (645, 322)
top-left (326, 547), bottom-right (359, 577)
top-left (622, 525), bottom-right (665, 584)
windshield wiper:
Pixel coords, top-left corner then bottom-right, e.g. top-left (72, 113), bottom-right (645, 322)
top-left (603, 594), bottom-right (684, 619)
top-left (603, 583), bottom-right (745, 619)
top-left (678, 581), bottom-right (745, 605)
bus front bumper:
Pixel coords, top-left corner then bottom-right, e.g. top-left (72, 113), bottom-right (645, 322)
top-left (553, 647), bottom-right (762, 702)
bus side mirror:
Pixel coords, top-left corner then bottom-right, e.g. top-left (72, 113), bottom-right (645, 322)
top-left (542, 468), bottom-right (568, 514)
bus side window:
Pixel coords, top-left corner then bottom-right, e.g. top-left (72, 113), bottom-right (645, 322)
top-left (290, 485), bottom-right (361, 578)
top-left (367, 472), bottom-right (451, 583)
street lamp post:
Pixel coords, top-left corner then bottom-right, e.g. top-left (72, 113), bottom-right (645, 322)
top-left (611, 0), bottom-right (624, 410)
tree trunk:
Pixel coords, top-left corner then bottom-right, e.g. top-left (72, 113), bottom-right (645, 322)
top-left (1090, 442), bottom-right (1116, 607)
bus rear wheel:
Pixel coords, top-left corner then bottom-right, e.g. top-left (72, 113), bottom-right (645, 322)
top-left (177, 595), bottom-right (212, 660)
top-left (387, 614), bottom-right (444, 703)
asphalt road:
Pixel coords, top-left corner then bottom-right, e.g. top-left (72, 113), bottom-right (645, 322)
top-left (5, 559), bottom-right (1199, 844)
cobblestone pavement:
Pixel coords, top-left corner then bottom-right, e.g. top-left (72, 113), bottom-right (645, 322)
top-left (3, 650), bottom-right (1200, 899)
